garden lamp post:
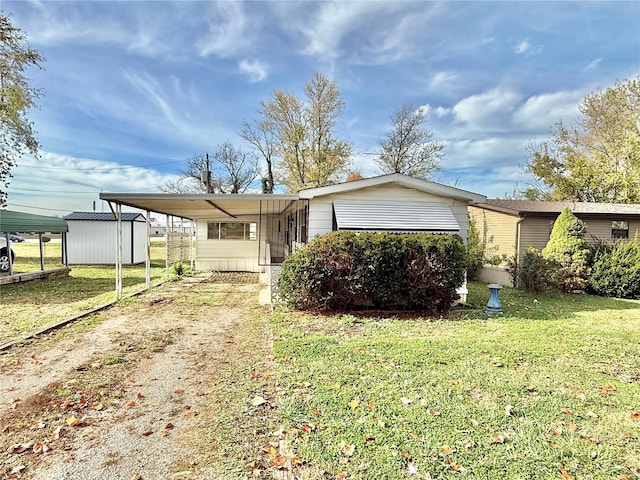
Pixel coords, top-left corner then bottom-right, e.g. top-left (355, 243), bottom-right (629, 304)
top-left (485, 283), bottom-right (503, 315)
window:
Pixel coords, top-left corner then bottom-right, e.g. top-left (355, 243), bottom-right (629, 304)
top-left (612, 220), bottom-right (629, 239)
top-left (207, 222), bottom-right (257, 240)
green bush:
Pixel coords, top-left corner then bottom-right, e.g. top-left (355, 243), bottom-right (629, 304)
top-left (170, 261), bottom-right (194, 278)
top-left (466, 215), bottom-right (485, 280)
top-left (590, 239), bottom-right (640, 298)
top-left (542, 208), bottom-right (591, 293)
top-left (278, 231), bottom-right (466, 313)
top-left (507, 247), bottom-right (558, 293)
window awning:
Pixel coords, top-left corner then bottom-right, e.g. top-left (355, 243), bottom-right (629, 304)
top-left (333, 201), bottom-right (460, 233)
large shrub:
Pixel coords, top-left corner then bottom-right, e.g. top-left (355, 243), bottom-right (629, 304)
top-left (590, 239), bottom-right (640, 299)
top-left (278, 231), bottom-right (466, 313)
top-left (507, 247), bottom-right (558, 293)
top-left (541, 208), bottom-right (591, 293)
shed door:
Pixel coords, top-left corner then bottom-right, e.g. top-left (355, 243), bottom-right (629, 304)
top-left (332, 200), bottom-right (460, 233)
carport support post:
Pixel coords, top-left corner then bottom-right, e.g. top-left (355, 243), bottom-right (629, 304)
top-left (38, 234), bottom-right (45, 270)
top-left (4, 232), bottom-right (12, 276)
top-left (115, 203), bottom-right (123, 299)
top-left (145, 209), bottom-right (151, 289)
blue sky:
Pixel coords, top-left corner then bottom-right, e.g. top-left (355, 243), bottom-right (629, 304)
top-left (3, 0), bottom-right (639, 215)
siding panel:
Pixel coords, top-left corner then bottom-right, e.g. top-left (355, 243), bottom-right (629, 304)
top-left (520, 218), bottom-right (552, 254)
top-left (469, 207), bottom-right (517, 260)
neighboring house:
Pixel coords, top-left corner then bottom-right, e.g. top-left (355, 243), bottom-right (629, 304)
top-left (64, 212), bottom-right (147, 265)
top-left (470, 199), bottom-right (640, 285)
top-left (100, 173), bottom-right (487, 300)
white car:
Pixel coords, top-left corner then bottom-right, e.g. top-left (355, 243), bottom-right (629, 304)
top-left (0, 237), bottom-right (15, 273)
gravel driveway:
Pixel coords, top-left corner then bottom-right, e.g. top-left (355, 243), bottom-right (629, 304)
top-left (1, 275), bottom-right (271, 480)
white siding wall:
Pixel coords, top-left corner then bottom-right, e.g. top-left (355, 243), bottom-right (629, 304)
top-left (195, 218), bottom-right (261, 272)
top-left (67, 220), bottom-right (145, 265)
top-left (308, 184), bottom-right (471, 242)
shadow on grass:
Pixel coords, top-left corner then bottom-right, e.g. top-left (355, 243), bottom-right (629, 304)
top-left (0, 264), bottom-right (166, 305)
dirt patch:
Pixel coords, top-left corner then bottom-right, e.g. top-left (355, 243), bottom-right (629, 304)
top-left (0, 277), bottom-right (279, 479)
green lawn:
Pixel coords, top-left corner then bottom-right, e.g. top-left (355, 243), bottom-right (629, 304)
top-left (0, 241), bottom-right (168, 344)
top-left (269, 282), bottom-right (640, 479)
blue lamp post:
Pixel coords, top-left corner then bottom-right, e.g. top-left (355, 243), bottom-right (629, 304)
top-left (485, 283), bottom-right (503, 315)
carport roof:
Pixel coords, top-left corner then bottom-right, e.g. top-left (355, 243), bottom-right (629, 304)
top-left (0, 209), bottom-right (69, 233)
top-left (99, 193), bottom-right (300, 220)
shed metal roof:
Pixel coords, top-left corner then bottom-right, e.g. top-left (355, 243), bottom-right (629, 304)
top-left (0, 209), bottom-right (69, 233)
top-left (64, 212), bottom-right (145, 222)
top-left (333, 201), bottom-right (460, 232)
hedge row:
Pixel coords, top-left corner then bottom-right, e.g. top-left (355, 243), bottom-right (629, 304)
top-left (278, 231), bottom-right (466, 313)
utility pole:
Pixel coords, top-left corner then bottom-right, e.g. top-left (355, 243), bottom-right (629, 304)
top-left (200, 152), bottom-right (213, 193)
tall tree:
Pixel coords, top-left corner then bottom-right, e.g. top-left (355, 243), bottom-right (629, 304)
top-left (240, 119), bottom-right (276, 193)
top-left (160, 143), bottom-right (259, 194)
top-left (212, 141), bottom-right (259, 193)
top-left (376, 104), bottom-right (444, 179)
top-left (256, 72), bottom-right (352, 192)
top-left (0, 13), bottom-right (44, 206)
top-left (525, 76), bottom-right (640, 203)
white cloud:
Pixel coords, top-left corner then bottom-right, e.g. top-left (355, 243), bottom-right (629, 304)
top-left (513, 90), bottom-right (583, 131)
top-left (239, 59), bottom-right (268, 83)
top-left (416, 104), bottom-right (431, 116)
top-left (443, 137), bottom-right (530, 168)
top-left (197, 2), bottom-right (252, 58)
top-left (430, 71), bottom-right (459, 89)
top-left (7, 152), bottom-right (178, 215)
top-left (514, 39), bottom-right (543, 56)
top-left (585, 58), bottom-right (603, 71)
top-left (452, 88), bottom-right (522, 129)
top-left (276, 1), bottom-right (442, 67)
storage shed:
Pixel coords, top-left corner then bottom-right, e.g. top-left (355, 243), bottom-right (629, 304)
top-left (63, 212), bottom-right (147, 265)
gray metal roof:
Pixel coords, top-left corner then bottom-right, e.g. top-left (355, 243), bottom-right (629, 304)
top-left (64, 212), bottom-right (145, 222)
top-left (333, 200), bottom-right (460, 232)
top-left (0, 209), bottom-right (69, 233)
top-left (478, 200), bottom-right (640, 216)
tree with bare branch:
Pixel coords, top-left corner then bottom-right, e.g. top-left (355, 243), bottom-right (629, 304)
top-left (376, 104), bottom-right (443, 179)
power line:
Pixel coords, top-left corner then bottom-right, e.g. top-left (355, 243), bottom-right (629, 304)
top-left (9, 186), bottom-right (162, 193)
top-left (16, 159), bottom-right (186, 172)
top-left (5, 202), bottom-right (74, 213)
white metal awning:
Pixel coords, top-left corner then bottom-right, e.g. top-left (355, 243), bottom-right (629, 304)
top-left (333, 201), bottom-right (460, 233)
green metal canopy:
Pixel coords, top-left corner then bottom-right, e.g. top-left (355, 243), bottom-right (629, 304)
top-left (0, 209), bottom-right (69, 233)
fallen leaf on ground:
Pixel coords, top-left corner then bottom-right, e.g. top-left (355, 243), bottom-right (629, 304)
top-left (491, 433), bottom-right (505, 444)
top-left (631, 411), bottom-right (640, 420)
top-left (440, 444), bottom-right (454, 455)
top-left (185, 411), bottom-right (198, 418)
top-left (341, 440), bottom-right (355, 456)
top-left (175, 389), bottom-right (185, 394)
top-left (445, 458), bottom-right (464, 472)
top-left (251, 396), bottom-right (267, 407)
top-left (9, 442), bottom-right (33, 454)
top-left (348, 399), bottom-right (359, 410)
top-left (66, 417), bottom-right (80, 427)
top-left (142, 430), bottom-right (153, 436)
top-left (558, 466), bottom-right (574, 480)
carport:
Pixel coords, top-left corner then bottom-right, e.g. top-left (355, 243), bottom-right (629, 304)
top-left (99, 193), bottom-right (306, 300)
top-left (0, 209), bottom-right (69, 282)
